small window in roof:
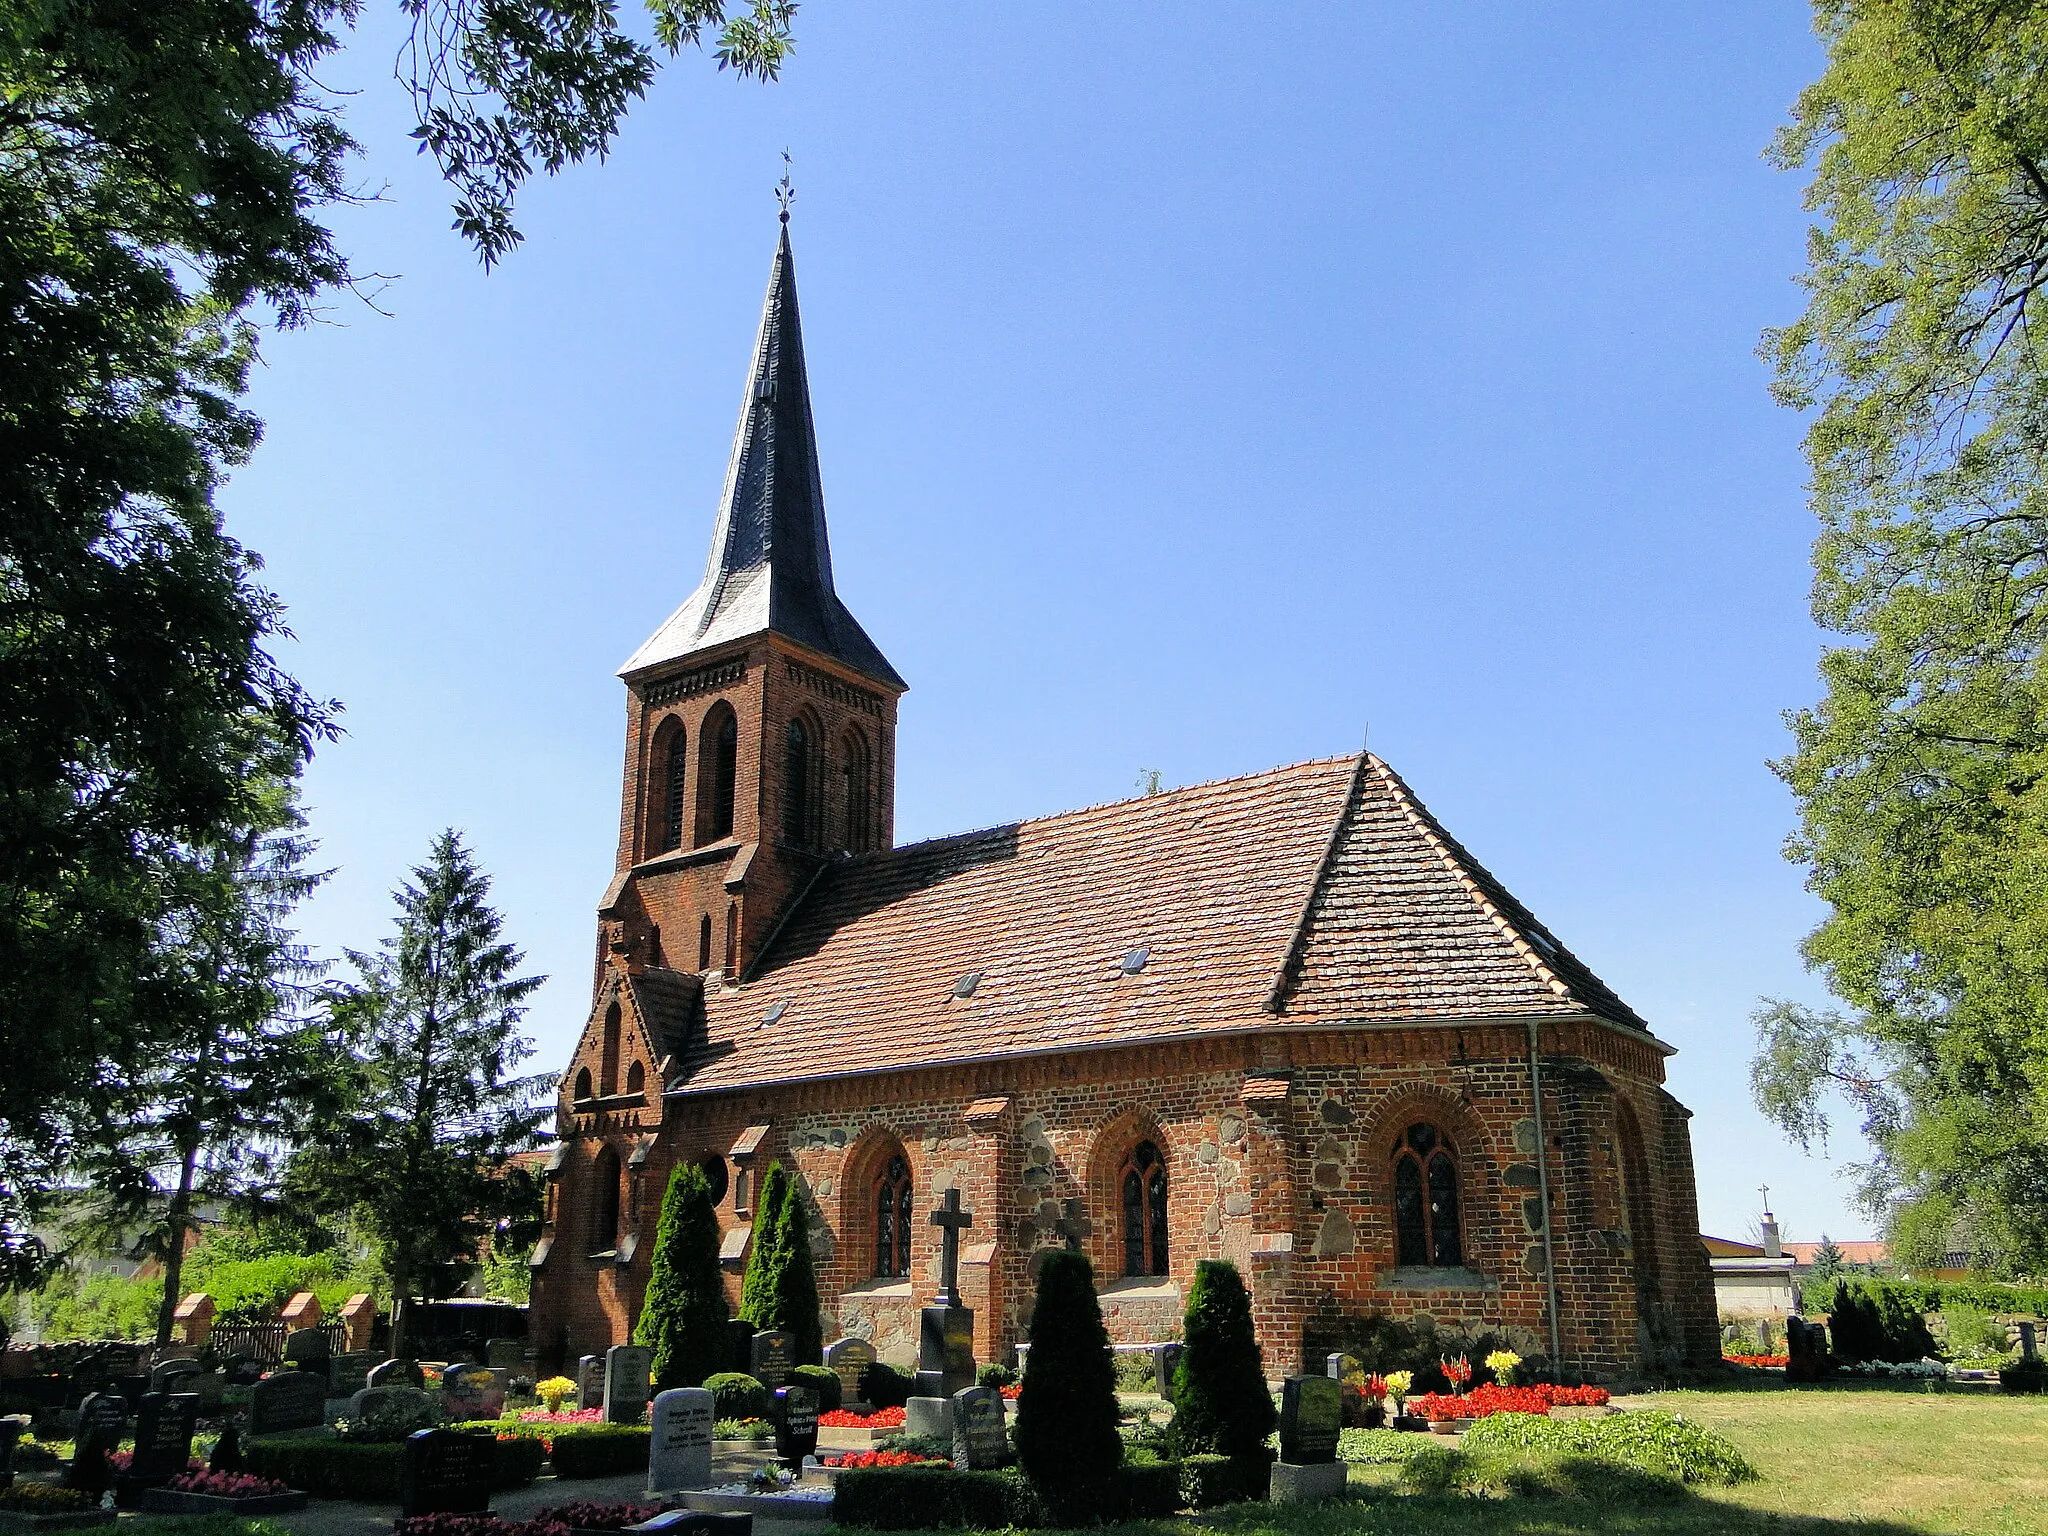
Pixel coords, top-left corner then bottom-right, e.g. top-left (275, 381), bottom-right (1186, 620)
top-left (1526, 929), bottom-right (1559, 959)
top-left (953, 970), bottom-right (983, 999)
top-left (762, 999), bottom-right (790, 1027)
top-left (1121, 947), bottom-right (1150, 976)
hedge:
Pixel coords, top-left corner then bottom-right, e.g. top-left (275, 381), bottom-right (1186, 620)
top-left (241, 1434), bottom-right (543, 1500)
top-left (549, 1426), bottom-right (653, 1479)
top-left (1821, 1276), bottom-right (2048, 1321)
top-left (832, 1467), bottom-right (1020, 1530)
top-left (791, 1363), bottom-right (841, 1412)
top-left (1120, 1460), bottom-right (1182, 1518)
top-left (1178, 1453), bottom-right (1268, 1507)
top-left (705, 1373), bottom-right (769, 1421)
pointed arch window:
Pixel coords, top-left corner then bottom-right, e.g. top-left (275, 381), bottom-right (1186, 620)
top-left (1392, 1123), bottom-right (1462, 1268)
top-left (599, 1001), bottom-right (622, 1097)
top-left (698, 914), bottom-right (713, 972)
top-left (783, 719), bottom-right (812, 845)
top-left (1121, 1141), bottom-right (1169, 1277)
top-left (697, 705), bottom-right (738, 845)
top-left (875, 1154), bottom-right (913, 1278)
top-left (573, 1067), bottom-right (592, 1102)
top-left (662, 726), bottom-right (688, 851)
top-left (841, 729), bottom-right (872, 853)
top-left (590, 1145), bottom-right (622, 1256)
top-left (626, 1060), bottom-right (645, 1096)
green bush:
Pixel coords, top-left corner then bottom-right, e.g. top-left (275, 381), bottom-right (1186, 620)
top-left (831, 1466), bottom-right (1018, 1530)
top-left (1827, 1279), bottom-right (1938, 1363)
top-left (861, 1361), bottom-right (912, 1409)
top-left (1177, 1453), bottom-right (1270, 1507)
top-left (2000, 1358), bottom-right (2048, 1394)
top-left (549, 1425), bottom-right (652, 1479)
top-left (976, 1363), bottom-right (1016, 1389)
top-left (1015, 1251), bottom-right (1123, 1524)
top-left (241, 1433), bottom-right (539, 1500)
top-left (1119, 1459), bottom-right (1182, 1517)
top-left (738, 1162), bottom-right (822, 1365)
top-left (705, 1373), bottom-right (769, 1421)
top-left (1939, 1304), bottom-right (2009, 1359)
top-left (634, 1163), bottom-right (730, 1391)
top-left (791, 1363), bottom-right (841, 1412)
top-left (1460, 1409), bottom-right (1757, 1486)
top-left (1111, 1352), bottom-right (1155, 1393)
top-left (1168, 1260), bottom-right (1274, 1461)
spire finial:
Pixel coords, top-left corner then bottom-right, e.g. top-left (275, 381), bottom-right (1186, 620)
top-left (1759, 1182), bottom-right (1772, 1219)
top-left (776, 148), bottom-right (795, 225)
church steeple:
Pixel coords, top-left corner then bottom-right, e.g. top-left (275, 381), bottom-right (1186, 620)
top-left (621, 226), bottom-right (904, 691)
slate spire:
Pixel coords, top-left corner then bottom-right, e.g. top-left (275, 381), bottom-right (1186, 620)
top-left (621, 226), bottom-right (905, 690)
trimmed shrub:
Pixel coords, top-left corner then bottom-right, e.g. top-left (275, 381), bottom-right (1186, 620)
top-left (1827, 1279), bottom-right (1938, 1363)
top-left (861, 1361), bottom-right (913, 1410)
top-left (705, 1373), bottom-right (770, 1421)
top-left (2000, 1358), bottom-right (2048, 1394)
top-left (1120, 1459), bottom-right (1182, 1517)
top-left (738, 1163), bottom-right (788, 1336)
top-left (791, 1363), bottom-right (841, 1412)
top-left (635, 1163), bottom-right (730, 1390)
top-left (1460, 1408), bottom-right (1756, 1486)
top-left (774, 1171), bottom-right (824, 1366)
top-left (549, 1425), bottom-right (652, 1479)
top-left (240, 1434), bottom-right (539, 1500)
top-left (1014, 1251), bottom-right (1123, 1524)
top-left (1178, 1454), bottom-right (1244, 1508)
top-left (976, 1363), bottom-right (1016, 1389)
top-left (831, 1466), bottom-right (1017, 1530)
top-left (1168, 1260), bottom-right (1274, 1461)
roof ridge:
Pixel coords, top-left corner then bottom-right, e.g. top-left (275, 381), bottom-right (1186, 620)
top-left (1363, 755), bottom-right (1577, 1005)
top-left (1265, 754), bottom-right (1377, 1014)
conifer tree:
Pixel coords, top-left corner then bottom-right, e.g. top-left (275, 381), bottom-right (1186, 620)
top-left (772, 1171), bottom-right (822, 1365)
top-left (1169, 1259), bottom-right (1274, 1461)
top-left (1015, 1251), bottom-right (1121, 1523)
top-left (635, 1162), bottom-right (729, 1389)
top-left (738, 1161), bottom-right (789, 1330)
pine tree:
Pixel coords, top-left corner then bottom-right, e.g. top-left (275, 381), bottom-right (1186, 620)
top-left (738, 1161), bottom-right (789, 1330)
top-left (1015, 1251), bottom-right (1122, 1523)
top-left (772, 1170), bottom-right (822, 1365)
top-left (635, 1162), bottom-right (729, 1389)
top-left (1169, 1259), bottom-right (1274, 1461)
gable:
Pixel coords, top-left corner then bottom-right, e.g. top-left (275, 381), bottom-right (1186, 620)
top-left (565, 968), bottom-right (704, 1101)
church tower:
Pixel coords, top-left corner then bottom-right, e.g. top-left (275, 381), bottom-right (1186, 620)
top-left (598, 224), bottom-right (905, 991)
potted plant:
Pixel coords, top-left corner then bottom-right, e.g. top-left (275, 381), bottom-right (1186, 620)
top-left (1360, 1375), bottom-right (1388, 1430)
top-left (1484, 1349), bottom-right (1521, 1388)
top-left (1441, 1354), bottom-right (1473, 1395)
top-left (535, 1377), bottom-right (578, 1414)
top-left (1385, 1371), bottom-right (1424, 1431)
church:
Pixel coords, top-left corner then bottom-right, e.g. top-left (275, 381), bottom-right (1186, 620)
top-left (526, 225), bottom-right (1721, 1382)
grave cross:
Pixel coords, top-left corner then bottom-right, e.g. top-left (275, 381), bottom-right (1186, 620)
top-left (1055, 1198), bottom-right (1089, 1254)
top-left (930, 1187), bottom-right (973, 1308)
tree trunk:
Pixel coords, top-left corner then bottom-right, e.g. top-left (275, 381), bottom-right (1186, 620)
top-left (152, 1138), bottom-right (201, 1352)
top-left (390, 1261), bottom-right (413, 1360)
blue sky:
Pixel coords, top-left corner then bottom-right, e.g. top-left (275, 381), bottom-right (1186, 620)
top-left (222, 3), bottom-right (1857, 1244)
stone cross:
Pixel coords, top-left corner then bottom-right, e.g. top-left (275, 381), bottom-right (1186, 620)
top-left (1054, 1198), bottom-right (1088, 1254)
top-left (930, 1188), bottom-right (973, 1308)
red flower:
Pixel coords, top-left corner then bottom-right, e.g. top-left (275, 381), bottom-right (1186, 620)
top-left (1723, 1354), bottom-right (1788, 1368)
top-left (818, 1406), bottom-right (907, 1428)
top-left (821, 1451), bottom-right (948, 1468)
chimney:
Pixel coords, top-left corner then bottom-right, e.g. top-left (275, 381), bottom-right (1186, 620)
top-left (1761, 1212), bottom-right (1783, 1260)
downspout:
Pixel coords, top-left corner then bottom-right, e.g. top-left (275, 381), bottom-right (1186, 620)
top-left (1527, 1017), bottom-right (1564, 1371)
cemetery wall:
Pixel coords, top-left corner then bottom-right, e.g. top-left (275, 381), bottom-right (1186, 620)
top-left (532, 1011), bottom-right (1719, 1380)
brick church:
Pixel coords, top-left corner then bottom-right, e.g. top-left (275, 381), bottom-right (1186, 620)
top-left (527, 225), bottom-right (1720, 1381)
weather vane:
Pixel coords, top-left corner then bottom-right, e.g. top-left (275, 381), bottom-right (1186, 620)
top-left (776, 149), bottom-right (795, 224)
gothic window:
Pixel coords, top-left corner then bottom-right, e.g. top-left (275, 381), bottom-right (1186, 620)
top-left (783, 719), bottom-right (812, 845)
top-left (662, 726), bottom-right (688, 851)
top-left (875, 1154), bottom-right (913, 1278)
top-left (723, 903), bottom-right (737, 977)
top-left (1615, 1104), bottom-right (1660, 1291)
top-left (1392, 1122), bottom-right (1462, 1268)
top-left (697, 704), bottom-right (738, 845)
top-left (698, 914), bottom-right (713, 972)
top-left (841, 729), bottom-right (872, 853)
top-left (573, 1067), bottom-right (592, 1102)
top-left (591, 1145), bottom-right (622, 1255)
top-left (600, 1001), bottom-right (622, 1097)
top-left (626, 1060), bottom-right (645, 1096)
top-left (1121, 1140), bottom-right (1169, 1277)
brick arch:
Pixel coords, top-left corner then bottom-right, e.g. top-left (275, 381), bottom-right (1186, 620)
top-left (780, 705), bottom-right (828, 848)
top-left (1354, 1082), bottom-right (1491, 1270)
top-left (1082, 1107), bottom-right (1175, 1280)
top-left (838, 1125), bottom-right (922, 1284)
top-left (1612, 1095), bottom-right (1661, 1290)
top-left (647, 711), bottom-right (688, 855)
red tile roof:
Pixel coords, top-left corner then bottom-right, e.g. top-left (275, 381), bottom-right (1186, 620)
top-left (663, 753), bottom-right (1653, 1096)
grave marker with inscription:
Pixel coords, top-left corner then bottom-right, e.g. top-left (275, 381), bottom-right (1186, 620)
top-left (772, 1386), bottom-right (817, 1470)
top-left (605, 1344), bottom-right (653, 1425)
top-left (950, 1386), bottom-right (1006, 1470)
top-left (750, 1330), bottom-right (793, 1390)
top-left (1278, 1375), bottom-right (1340, 1464)
top-left (367, 1358), bottom-right (425, 1391)
top-left (248, 1369), bottom-right (328, 1437)
top-left (824, 1338), bottom-right (875, 1411)
top-left (399, 1428), bottom-right (493, 1517)
top-left (647, 1387), bottom-right (715, 1493)
top-left (577, 1355), bottom-right (605, 1410)
top-left (126, 1392), bottom-right (200, 1486)
top-left (443, 1363), bottom-right (503, 1421)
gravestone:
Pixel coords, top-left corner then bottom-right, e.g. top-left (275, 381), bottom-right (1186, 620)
top-left (64, 1409), bottom-right (119, 1500)
top-left (0, 1416), bottom-right (23, 1493)
top-left (647, 1387), bottom-right (715, 1493)
top-left (283, 1327), bottom-right (332, 1377)
top-left (399, 1428), bottom-right (493, 1517)
top-left (950, 1386), bottom-right (1006, 1470)
top-left (749, 1330), bottom-right (793, 1390)
top-left (577, 1354), bottom-right (606, 1410)
top-left (1271, 1375), bottom-right (1345, 1504)
top-left (772, 1386), bottom-right (817, 1471)
top-left (149, 1357), bottom-right (203, 1393)
top-left (222, 1352), bottom-right (264, 1386)
top-left (486, 1337), bottom-right (526, 1372)
top-left (824, 1338), bottom-right (875, 1411)
top-left (1278, 1375), bottom-right (1340, 1463)
top-left (605, 1344), bottom-right (653, 1425)
top-left (1785, 1316), bottom-right (1830, 1383)
top-left (330, 1352), bottom-right (379, 1398)
top-left (1154, 1342), bottom-right (1184, 1397)
top-left (917, 1189), bottom-right (976, 1399)
top-left (348, 1384), bottom-right (435, 1426)
top-left (2019, 1321), bottom-right (2039, 1362)
top-left (1756, 1319), bottom-right (1774, 1352)
top-left (126, 1391), bottom-right (199, 1486)
top-left (367, 1358), bottom-right (426, 1391)
top-left (726, 1320), bottom-right (759, 1376)
top-left (248, 1368), bottom-right (328, 1436)
top-left (443, 1363), bottom-right (503, 1421)
top-left (1325, 1353), bottom-right (1359, 1382)
top-left (67, 1356), bottom-right (113, 1406)
top-left (904, 1397), bottom-right (952, 1441)
top-left (75, 1391), bottom-right (129, 1448)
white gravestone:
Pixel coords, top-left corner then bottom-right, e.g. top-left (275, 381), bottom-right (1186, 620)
top-left (647, 1388), bottom-right (715, 1494)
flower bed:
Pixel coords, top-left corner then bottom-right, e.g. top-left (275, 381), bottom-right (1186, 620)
top-left (819, 1407), bottom-right (905, 1429)
top-left (528, 1501), bottom-right (660, 1531)
top-left (1725, 1353), bottom-right (1789, 1368)
top-left (0, 1487), bottom-right (115, 1535)
top-left (1409, 1382), bottom-right (1612, 1422)
top-left (516, 1407), bottom-right (604, 1426)
top-left (821, 1451), bottom-right (948, 1469)
top-left (139, 1469), bottom-right (310, 1517)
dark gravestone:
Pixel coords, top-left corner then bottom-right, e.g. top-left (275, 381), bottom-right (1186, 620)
top-left (222, 1353), bottom-right (264, 1386)
top-left (67, 1358), bottom-right (113, 1407)
top-left (149, 1358), bottom-right (203, 1393)
top-left (0, 1416), bottom-right (24, 1493)
top-left (823, 1338), bottom-right (875, 1411)
top-left (76, 1391), bottom-right (129, 1445)
top-left (66, 1394), bottom-right (128, 1499)
top-left (443, 1362), bottom-right (503, 1421)
top-left (330, 1352), bottom-right (379, 1397)
top-left (400, 1428), bottom-right (494, 1517)
top-left (248, 1368), bottom-right (327, 1436)
top-left (2019, 1321), bottom-right (2039, 1362)
top-left (726, 1320), bottom-right (758, 1376)
top-left (577, 1354), bottom-right (606, 1411)
top-left (749, 1331), bottom-right (793, 1391)
top-left (368, 1358), bottom-right (426, 1391)
top-left (916, 1306), bottom-right (974, 1400)
top-left (283, 1327), bottom-right (332, 1375)
top-left (1278, 1375), bottom-right (1340, 1465)
top-left (629, 1512), bottom-right (754, 1536)
top-left (771, 1387), bottom-right (816, 1471)
top-left (126, 1392), bottom-right (199, 1486)
top-left (605, 1344), bottom-right (653, 1425)
top-left (950, 1386), bottom-right (1006, 1470)
top-left (1155, 1343), bottom-right (1184, 1397)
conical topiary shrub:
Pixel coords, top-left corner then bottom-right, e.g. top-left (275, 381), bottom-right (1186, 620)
top-left (1169, 1258), bottom-right (1274, 1461)
top-left (772, 1168), bottom-right (823, 1365)
top-left (634, 1161), bottom-right (729, 1389)
top-left (739, 1161), bottom-right (790, 1329)
top-left (1015, 1250), bottom-right (1122, 1523)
